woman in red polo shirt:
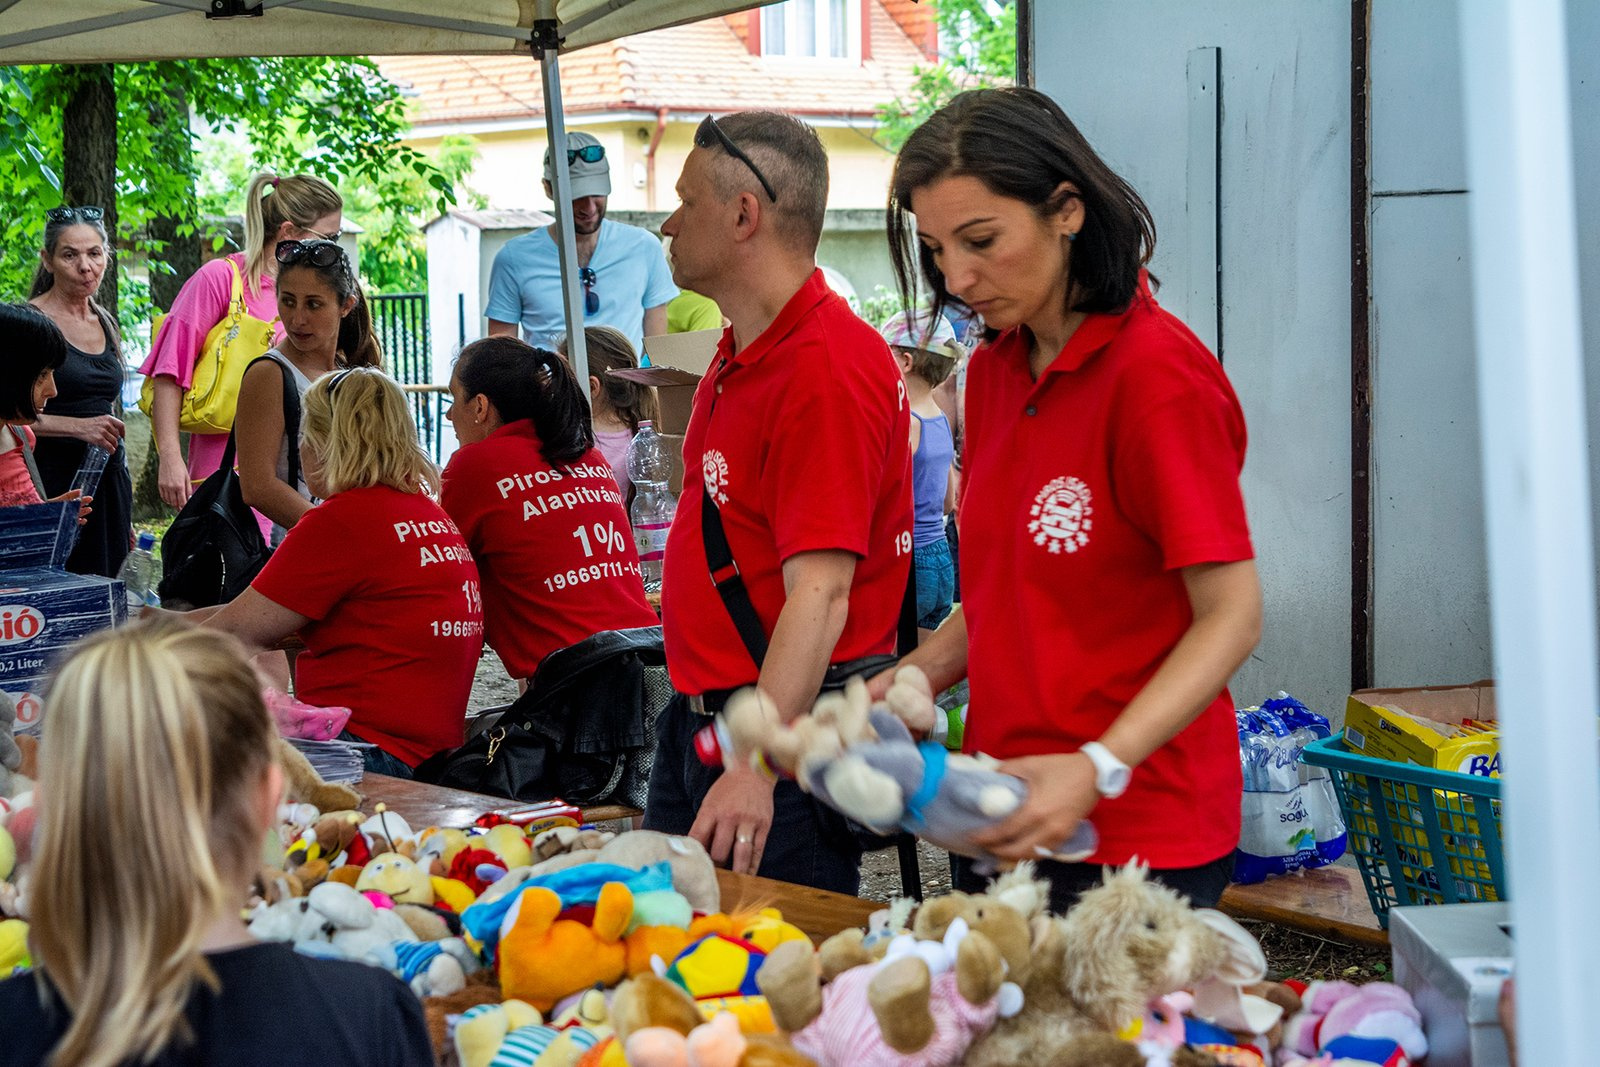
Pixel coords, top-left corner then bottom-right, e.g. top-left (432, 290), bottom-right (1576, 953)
top-left (201, 367), bottom-right (483, 776)
top-left (440, 336), bottom-right (656, 686)
top-left (880, 87), bottom-right (1263, 912)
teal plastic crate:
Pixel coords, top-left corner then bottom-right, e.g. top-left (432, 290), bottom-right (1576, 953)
top-left (1300, 734), bottom-right (1505, 927)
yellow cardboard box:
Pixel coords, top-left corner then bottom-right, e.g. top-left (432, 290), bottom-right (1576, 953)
top-left (1343, 681), bottom-right (1501, 778)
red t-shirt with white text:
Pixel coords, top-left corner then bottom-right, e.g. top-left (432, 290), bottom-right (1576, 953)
top-left (442, 422), bottom-right (657, 679)
top-left (252, 485), bottom-right (483, 767)
top-left (660, 269), bottom-right (912, 694)
top-left (959, 275), bottom-right (1253, 867)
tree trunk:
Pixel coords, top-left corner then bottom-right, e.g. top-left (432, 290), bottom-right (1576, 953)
top-left (61, 64), bottom-right (118, 318)
top-left (147, 72), bottom-right (197, 313)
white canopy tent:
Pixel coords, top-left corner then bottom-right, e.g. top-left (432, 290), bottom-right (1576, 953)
top-left (0, 0), bottom-right (780, 392)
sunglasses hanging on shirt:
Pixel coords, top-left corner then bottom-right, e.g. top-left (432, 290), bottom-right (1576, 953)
top-left (580, 266), bottom-right (599, 315)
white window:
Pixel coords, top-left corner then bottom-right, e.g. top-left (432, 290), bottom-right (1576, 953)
top-left (761, 0), bottom-right (861, 61)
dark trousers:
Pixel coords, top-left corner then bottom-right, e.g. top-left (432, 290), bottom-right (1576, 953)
top-left (644, 692), bottom-right (863, 895)
top-left (337, 729), bottom-right (415, 779)
top-left (951, 850), bottom-right (1234, 915)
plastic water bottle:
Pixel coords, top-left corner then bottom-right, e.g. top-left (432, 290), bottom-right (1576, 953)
top-left (116, 531), bottom-right (162, 612)
top-left (627, 420), bottom-right (677, 593)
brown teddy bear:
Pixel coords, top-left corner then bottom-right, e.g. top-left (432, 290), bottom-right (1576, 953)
top-left (963, 865), bottom-right (1260, 1067)
top-left (612, 970), bottom-right (816, 1067)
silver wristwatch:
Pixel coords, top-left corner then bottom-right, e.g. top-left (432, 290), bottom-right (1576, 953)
top-left (1079, 741), bottom-right (1132, 799)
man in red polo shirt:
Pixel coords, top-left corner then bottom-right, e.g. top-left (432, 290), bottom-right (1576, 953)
top-left (644, 112), bottom-right (912, 894)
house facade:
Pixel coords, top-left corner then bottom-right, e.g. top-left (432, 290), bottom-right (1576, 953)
top-left (378, 1), bottom-right (937, 216)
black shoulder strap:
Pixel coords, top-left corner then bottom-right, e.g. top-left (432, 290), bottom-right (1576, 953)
top-left (237, 354), bottom-right (302, 492)
top-left (702, 486), bottom-right (769, 669)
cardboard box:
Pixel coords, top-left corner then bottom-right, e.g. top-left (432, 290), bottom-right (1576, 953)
top-left (0, 501), bottom-right (126, 733)
top-left (610, 328), bottom-right (721, 495)
top-left (1343, 682), bottom-right (1500, 777)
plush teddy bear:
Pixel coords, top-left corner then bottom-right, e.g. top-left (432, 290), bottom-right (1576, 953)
top-left (723, 673), bottom-right (1094, 867)
top-left (757, 917), bottom-right (1018, 1067)
top-left (612, 971), bottom-right (816, 1067)
top-left (962, 864), bottom-right (1265, 1067)
top-left (0, 692), bottom-right (31, 802)
top-left (274, 736), bottom-right (360, 811)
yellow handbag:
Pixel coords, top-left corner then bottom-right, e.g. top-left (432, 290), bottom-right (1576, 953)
top-left (139, 256), bottom-right (277, 435)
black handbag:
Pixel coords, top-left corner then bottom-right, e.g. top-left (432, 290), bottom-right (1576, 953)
top-left (414, 627), bottom-right (671, 807)
top-left (157, 356), bottom-right (300, 608)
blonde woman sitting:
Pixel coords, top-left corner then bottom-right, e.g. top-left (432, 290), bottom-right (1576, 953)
top-left (0, 618), bottom-right (433, 1066)
top-left (201, 368), bottom-right (484, 777)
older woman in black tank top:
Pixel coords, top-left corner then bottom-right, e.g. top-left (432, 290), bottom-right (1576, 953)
top-left (28, 207), bottom-right (133, 578)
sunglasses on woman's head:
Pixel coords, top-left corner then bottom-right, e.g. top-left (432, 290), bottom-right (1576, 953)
top-left (580, 266), bottom-right (599, 316)
top-left (46, 206), bottom-right (105, 224)
top-left (275, 239), bottom-right (345, 269)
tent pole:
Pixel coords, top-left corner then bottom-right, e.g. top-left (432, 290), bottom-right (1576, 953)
top-left (534, 1), bottom-right (591, 409)
top-left (1459, 1), bottom-right (1599, 1063)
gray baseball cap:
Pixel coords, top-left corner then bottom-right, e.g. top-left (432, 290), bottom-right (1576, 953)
top-left (543, 131), bottom-right (612, 200)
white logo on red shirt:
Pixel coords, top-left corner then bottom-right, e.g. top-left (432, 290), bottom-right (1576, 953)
top-left (1028, 476), bottom-right (1094, 554)
top-left (702, 449), bottom-right (731, 504)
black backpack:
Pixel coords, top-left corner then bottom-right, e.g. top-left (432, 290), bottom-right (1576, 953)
top-left (158, 356), bottom-right (300, 608)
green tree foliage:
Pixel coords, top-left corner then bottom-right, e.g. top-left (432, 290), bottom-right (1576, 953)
top-left (876, 0), bottom-right (1016, 151)
top-left (0, 57), bottom-right (464, 334)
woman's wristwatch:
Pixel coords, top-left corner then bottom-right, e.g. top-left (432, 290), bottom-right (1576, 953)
top-left (1079, 741), bottom-right (1132, 798)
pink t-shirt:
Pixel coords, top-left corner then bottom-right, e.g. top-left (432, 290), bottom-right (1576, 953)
top-left (139, 253), bottom-right (283, 484)
top-left (593, 428), bottom-right (633, 500)
top-left (0, 425), bottom-right (40, 507)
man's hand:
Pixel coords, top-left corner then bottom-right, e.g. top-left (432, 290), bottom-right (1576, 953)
top-left (45, 489), bottom-right (91, 525)
top-left (689, 762), bottom-right (775, 876)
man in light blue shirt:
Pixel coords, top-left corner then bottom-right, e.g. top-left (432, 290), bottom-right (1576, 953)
top-left (486, 131), bottom-right (678, 352)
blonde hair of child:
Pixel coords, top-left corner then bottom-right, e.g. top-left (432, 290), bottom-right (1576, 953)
top-left (558, 325), bottom-right (658, 433)
top-left (301, 366), bottom-right (441, 496)
top-left (242, 172), bottom-right (342, 297)
top-left (31, 618), bottom-right (275, 1067)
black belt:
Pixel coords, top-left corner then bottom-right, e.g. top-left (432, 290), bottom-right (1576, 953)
top-left (683, 653), bottom-right (898, 718)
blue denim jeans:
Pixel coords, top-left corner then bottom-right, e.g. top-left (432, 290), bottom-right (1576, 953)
top-left (337, 729), bottom-right (415, 779)
top-left (643, 693), bottom-right (863, 895)
top-left (913, 537), bottom-right (955, 630)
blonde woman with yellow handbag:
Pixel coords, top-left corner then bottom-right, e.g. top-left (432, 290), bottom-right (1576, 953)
top-left (138, 172), bottom-right (341, 538)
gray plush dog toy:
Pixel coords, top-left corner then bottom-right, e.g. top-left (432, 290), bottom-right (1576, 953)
top-left (723, 670), bottom-right (1096, 868)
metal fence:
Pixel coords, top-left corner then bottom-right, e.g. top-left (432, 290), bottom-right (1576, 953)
top-left (370, 293), bottom-right (447, 463)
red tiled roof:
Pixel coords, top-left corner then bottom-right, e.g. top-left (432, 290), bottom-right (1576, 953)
top-left (378, 2), bottom-right (928, 128)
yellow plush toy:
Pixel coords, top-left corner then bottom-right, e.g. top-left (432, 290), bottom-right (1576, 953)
top-left (0, 917), bottom-right (29, 975)
top-left (355, 851), bottom-right (435, 905)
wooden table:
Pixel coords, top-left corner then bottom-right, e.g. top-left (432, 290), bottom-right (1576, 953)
top-left (1219, 865), bottom-right (1389, 948)
top-left (361, 774), bottom-right (879, 945)
top-left (358, 772), bottom-right (641, 827)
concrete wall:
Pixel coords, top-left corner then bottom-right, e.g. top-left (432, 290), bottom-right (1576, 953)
top-left (1030, 1), bottom-right (1600, 720)
top-left (1035, 1), bottom-right (1356, 719)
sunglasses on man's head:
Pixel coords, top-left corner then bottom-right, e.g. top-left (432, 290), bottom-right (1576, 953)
top-left (46, 206), bottom-right (105, 225)
top-left (694, 115), bottom-right (777, 203)
top-left (567, 144), bottom-right (605, 165)
top-left (580, 266), bottom-right (600, 316)
top-left (275, 239), bottom-right (345, 269)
